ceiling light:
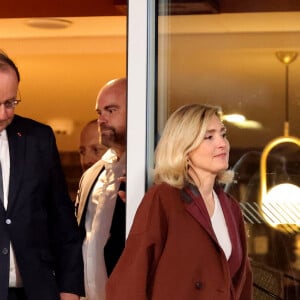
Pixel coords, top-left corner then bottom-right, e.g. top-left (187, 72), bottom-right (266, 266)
top-left (234, 120), bottom-right (262, 129)
top-left (262, 183), bottom-right (300, 227)
top-left (222, 113), bottom-right (245, 123)
top-left (26, 18), bottom-right (73, 29)
top-left (47, 118), bottom-right (74, 135)
top-left (275, 51), bottom-right (298, 65)
top-left (222, 114), bottom-right (262, 129)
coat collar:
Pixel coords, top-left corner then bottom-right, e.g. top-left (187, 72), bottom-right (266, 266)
top-left (181, 183), bottom-right (216, 239)
top-left (5, 115), bottom-right (26, 213)
top-left (181, 183), bottom-right (243, 277)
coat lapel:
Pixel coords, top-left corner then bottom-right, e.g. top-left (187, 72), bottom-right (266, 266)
top-left (181, 184), bottom-right (217, 241)
top-left (218, 188), bottom-right (240, 253)
top-left (182, 183), bottom-right (243, 277)
top-left (6, 116), bottom-right (26, 214)
top-left (218, 189), bottom-right (243, 276)
top-left (76, 160), bottom-right (105, 224)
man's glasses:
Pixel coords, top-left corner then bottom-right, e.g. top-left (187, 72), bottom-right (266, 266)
top-left (0, 99), bottom-right (21, 109)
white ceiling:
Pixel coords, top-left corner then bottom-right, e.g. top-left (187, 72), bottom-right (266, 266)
top-left (2, 12), bottom-right (300, 151)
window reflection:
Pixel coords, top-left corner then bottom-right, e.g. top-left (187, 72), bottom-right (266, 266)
top-left (156, 5), bottom-right (300, 299)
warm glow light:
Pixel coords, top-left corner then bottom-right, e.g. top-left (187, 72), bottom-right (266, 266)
top-left (26, 18), bottom-right (73, 29)
top-left (47, 118), bottom-right (74, 135)
top-left (259, 51), bottom-right (300, 233)
top-left (262, 183), bottom-right (300, 226)
top-left (222, 114), bottom-right (262, 129)
top-left (222, 114), bottom-right (246, 123)
top-left (234, 120), bottom-right (262, 129)
top-left (275, 51), bottom-right (298, 65)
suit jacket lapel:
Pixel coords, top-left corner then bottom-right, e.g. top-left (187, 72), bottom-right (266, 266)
top-left (6, 117), bottom-right (26, 214)
top-left (76, 160), bottom-right (105, 224)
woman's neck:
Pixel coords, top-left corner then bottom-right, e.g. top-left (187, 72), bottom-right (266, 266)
top-left (188, 167), bottom-right (216, 217)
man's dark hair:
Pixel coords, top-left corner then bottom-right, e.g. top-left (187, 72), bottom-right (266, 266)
top-left (0, 50), bottom-right (20, 82)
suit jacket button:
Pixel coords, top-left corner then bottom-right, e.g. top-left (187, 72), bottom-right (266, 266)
top-left (194, 281), bottom-right (203, 289)
top-left (2, 248), bottom-right (8, 255)
top-left (5, 219), bottom-right (11, 225)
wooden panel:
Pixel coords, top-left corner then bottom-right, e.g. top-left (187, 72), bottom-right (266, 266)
top-left (145, 0), bottom-right (300, 15)
top-left (0, 0), bottom-right (127, 18)
top-left (1, 0), bottom-right (300, 18)
top-left (159, 0), bottom-right (219, 15)
top-left (220, 0), bottom-right (300, 13)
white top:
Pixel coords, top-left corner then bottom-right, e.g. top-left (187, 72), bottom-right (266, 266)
top-left (0, 129), bottom-right (10, 208)
top-left (211, 190), bottom-right (232, 260)
top-left (82, 149), bottom-right (126, 300)
top-left (0, 129), bottom-right (23, 287)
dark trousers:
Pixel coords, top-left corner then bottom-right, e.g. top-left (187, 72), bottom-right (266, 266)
top-left (7, 288), bottom-right (27, 300)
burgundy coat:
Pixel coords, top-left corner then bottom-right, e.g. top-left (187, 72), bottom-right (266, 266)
top-left (107, 183), bottom-right (252, 300)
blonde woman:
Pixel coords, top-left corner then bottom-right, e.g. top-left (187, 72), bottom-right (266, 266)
top-left (107, 104), bottom-right (253, 300)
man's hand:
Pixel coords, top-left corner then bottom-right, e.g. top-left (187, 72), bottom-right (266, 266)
top-left (118, 176), bottom-right (126, 203)
top-left (60, 293), bottom-right (80, 300)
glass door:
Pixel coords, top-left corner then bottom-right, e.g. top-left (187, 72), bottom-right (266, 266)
top-left (127, 0), bottom-right (300, 298)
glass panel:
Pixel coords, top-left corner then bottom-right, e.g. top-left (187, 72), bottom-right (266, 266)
top-left (156, 2), bottom-right (300, 298)
top-left (126, 0), bottom-right (157, 232)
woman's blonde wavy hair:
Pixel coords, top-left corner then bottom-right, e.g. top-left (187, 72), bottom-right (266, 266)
top-left (153, 104), bottom-right (234, 189)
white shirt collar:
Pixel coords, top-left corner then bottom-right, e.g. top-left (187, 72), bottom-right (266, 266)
top-left (101, 148), bottom-right (126, 169)
top-left (0, 129), bottom-right (8, 141)
top-left (101, 148), bottom-right (119, 164)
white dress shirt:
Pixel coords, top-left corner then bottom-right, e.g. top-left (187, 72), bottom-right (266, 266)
top-left (82, 149), bottom-right (126, 300)
top-left (0, 129), bottom-right (23, 287)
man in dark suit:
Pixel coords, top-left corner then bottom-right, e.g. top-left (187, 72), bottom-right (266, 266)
top-left (75, 78), bottom-right (126, 300)
top-left (0, 53), bottom-right (84, 299)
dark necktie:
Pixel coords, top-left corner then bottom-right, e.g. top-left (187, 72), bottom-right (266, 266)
top-left (0, 162), bottom-right (3, 204)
